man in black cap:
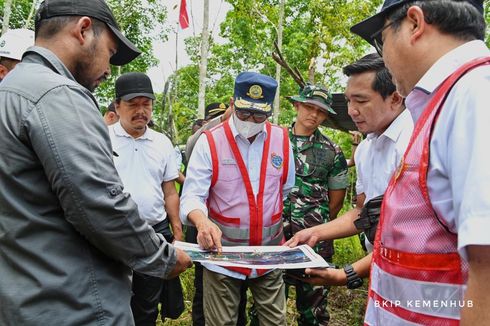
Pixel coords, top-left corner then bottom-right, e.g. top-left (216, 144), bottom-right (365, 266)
top-left (181, 72), bottom-right (296, 325)
top-left (0, 1), bottom-right (191, 325)
top-left (109, 72), bottom-right (185, 325)
top-left (349, 0), bottom-right (489, 324)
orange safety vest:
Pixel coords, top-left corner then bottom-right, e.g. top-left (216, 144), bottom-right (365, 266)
top-left (366, 56), bottom-right (490, 325)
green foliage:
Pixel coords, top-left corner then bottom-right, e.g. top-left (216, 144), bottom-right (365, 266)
top-left (0, 0), bottom-right (168, 108)
top-left (0, 0), bottom-right (35, 30)
top-left (170, 0), bottom-right (383, 137)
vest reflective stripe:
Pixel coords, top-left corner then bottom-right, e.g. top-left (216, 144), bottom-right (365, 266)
top-left (204, 130), bottom-right (219, 187)
top-left (367, 57), bottom-right (490, 325)
top-left (379, 246), bottom-right (462, 271)
top-left (281, 126), bottom-right (290, 186)
top-left (211, 219), bottom-right (283, 243)
top-left (370, 263), bottom-right (465, 320)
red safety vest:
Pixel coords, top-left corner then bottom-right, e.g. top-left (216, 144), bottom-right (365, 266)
top-left (204, 119), bottom-right (290, 276)
top-left (365, 56), bottom-right (490, 325)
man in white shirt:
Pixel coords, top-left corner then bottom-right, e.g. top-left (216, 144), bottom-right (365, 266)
top-left (286, 53), bottom-right (412, 289)
top-left (349, 0), bottom-right (490, 324)
top-left (0, 28), bottom-right (34, 82)
top-left (181, 72), bottom-right (296, 325)
top-left (108, 72), bottom-right (184, 325)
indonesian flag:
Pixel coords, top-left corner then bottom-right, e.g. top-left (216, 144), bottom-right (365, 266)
top-left (179, 0), bottom-right (189, 29)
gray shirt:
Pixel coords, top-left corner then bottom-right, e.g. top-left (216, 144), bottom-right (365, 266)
top-left (0, 47), bottom-right (176, 325)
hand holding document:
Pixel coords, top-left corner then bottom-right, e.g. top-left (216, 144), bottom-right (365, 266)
top-left (173, 241), bottom-right (333, 270)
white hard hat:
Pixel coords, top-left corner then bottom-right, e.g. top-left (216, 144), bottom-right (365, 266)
top-left (0, 28), bottom-right (34, 61)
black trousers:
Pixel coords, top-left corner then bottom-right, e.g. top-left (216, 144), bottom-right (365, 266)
top-left (131, 220), bottom-right (183, 326)
top-left (186, 226), bottom-right (248, 326)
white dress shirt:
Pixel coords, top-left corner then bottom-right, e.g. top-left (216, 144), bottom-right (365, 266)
top-left (355, 109), bottom-right (413, 251)
top-left (109, 122), bottom-right (179, 225)
top-left (355, 109), bottom-right (413, 202)
top-left (180, 115), bottom-right (296, 279)
top-left (405, 40), bottom-right (490, 260)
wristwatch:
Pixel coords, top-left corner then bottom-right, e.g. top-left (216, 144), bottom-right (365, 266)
top-left (343, 264), bottom-right (363, 289)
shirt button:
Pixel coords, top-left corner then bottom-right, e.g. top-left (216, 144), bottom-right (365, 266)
top-left (110, 189), bottom-right (117, 196)
top-left (135, 148), bottom-right (138, 151)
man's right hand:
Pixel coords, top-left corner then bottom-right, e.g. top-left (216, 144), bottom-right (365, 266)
top-left (166, 248), bottom-right (192, 279)
top-left (284, 227), bottom-right (319, 248)
top-left (196, 218), bottom-right (223, 253)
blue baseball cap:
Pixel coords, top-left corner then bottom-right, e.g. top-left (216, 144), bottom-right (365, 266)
top-left (233, 72), bottom-right (277, 116)
top-left (351, 0), bottom-right (484, 46)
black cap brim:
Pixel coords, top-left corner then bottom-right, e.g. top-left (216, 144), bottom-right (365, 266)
top-left (350, 0), bottom-right (413, 45)
top-left (121, 93), bottom-right (155, 101)
top-left (107, 24), bottom-right (141, 66)
top-left (350, 12), bottom-right (385, 46)
top-left (321, 93), bottom-right (358, 132)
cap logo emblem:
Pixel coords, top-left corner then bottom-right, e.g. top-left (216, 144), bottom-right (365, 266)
top-left (0, 40), bottom-right (5, 47)
top-left (247, 85), bottom-right (264, 99)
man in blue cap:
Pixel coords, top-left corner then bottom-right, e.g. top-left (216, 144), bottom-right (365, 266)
top-left (180, 71), bottom-right (296, 325)
top-left (350, 0), bottom-right (489, 324)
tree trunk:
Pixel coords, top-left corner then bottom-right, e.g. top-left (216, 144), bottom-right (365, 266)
top-left (24, 0), bottom-right (39, 29)
top-left (197, 0), bottom-right (209, 119)
top-left (273, 0), bottom-right (285, 124)
top-left (2, 0), bottom-right (13, 35)
top-left (308, 57), bottom-right (316, 84)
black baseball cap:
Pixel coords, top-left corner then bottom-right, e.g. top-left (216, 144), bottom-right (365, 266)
top-left (115, 72), bottom-right (155, 101)
top-left (351, 0), bottom-right (484, 46)
top-left (35, 0), bottom-right (141, 65)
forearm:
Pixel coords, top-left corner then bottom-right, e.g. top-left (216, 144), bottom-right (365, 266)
top-left (188, 209), bottom-right (208, 228)
top-left (165, 192), bottom-right (182, 236)
top-left (335, 253), bottom-right (372, 285)
top-left (328, 189), bottom-right (346, 219)
top-left (176, 171), bottom-right (186, 185)
top-left (313, 208), bottom-right (361, 241)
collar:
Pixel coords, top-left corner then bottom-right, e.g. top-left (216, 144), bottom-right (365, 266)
top-left (113, 121), bottom-right (153, 141)
top-left (366, 109), bottom-right (411, 143)
top-left (413, 40), bottom-right (490, 94)
top-left (23, 46), bottom-right (77, 83)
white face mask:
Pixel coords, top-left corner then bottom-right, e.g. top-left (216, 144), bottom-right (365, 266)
top-left (233, 113), bottom-right (265, 138)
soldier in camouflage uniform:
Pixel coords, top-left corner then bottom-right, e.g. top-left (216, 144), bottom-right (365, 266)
top-left (284, 85), bottom-right (348, 326)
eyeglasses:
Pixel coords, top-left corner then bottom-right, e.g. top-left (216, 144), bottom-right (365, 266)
top-left (235, 110), bottom-right (268, 123)
top-left (370, 21), bottom-right (395, 57)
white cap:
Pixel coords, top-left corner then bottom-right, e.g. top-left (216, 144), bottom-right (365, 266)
top-left (0, 29), bottom-right (34, 61)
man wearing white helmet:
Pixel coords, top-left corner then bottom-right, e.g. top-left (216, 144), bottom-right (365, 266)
top-left (0, 28), bottom-right (34, 81)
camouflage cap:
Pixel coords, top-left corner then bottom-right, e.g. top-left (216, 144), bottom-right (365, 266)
top-left (287, 84), bottom-right (336, 115)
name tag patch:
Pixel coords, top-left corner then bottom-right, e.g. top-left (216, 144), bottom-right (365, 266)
top-left (222, 158), bottom-right (236, 165)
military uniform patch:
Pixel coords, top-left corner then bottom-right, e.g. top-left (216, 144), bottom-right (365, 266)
top-left (271, 152), bottom-right (283, 169)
